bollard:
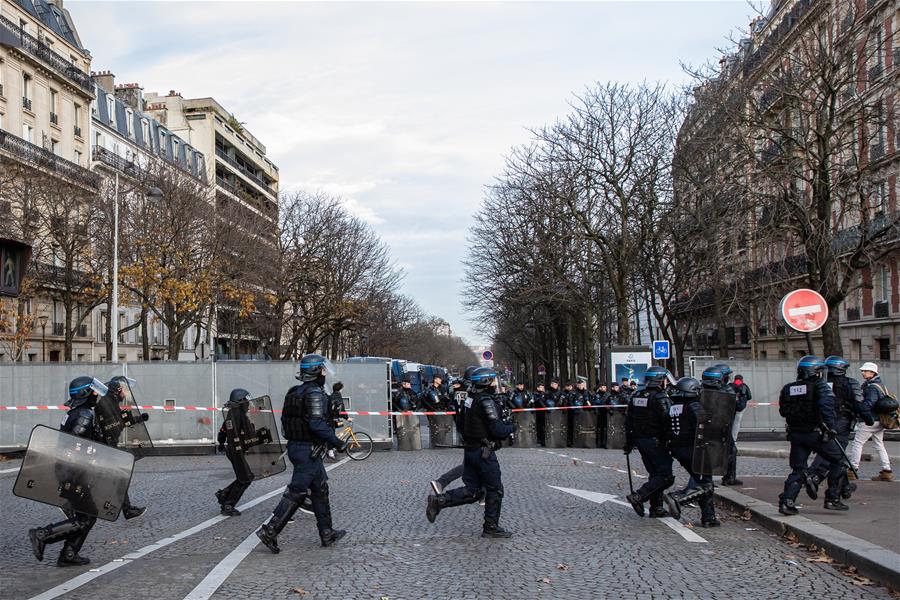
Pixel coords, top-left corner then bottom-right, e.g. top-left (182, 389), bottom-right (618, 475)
top-left (394, 414), bottom-right (422, 451)
top-left (544, 411), bottom-right (567, 448)
top-left (428, 415), bottom-right (455, 448)
top-left (512, 412), bottom-right (537, 448)
top-left (572, 411), bottom-right (597, 448)
top-left (605, 409), bottom-right (626, 450)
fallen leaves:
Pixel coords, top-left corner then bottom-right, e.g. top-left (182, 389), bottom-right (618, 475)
top-left (806, 549), bottom-right (833, 564)
top-left (538, 576), bottom-right (551, 584)
top-left (740, 509), bottom-right (752, 521)
top-left (290, 587), bottom-right (309, 595)
top-left (556, 563), bottom-right (569, 571)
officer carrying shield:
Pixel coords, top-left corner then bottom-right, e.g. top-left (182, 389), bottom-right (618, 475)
top-left (96, 377), bottom-right (147, 520)
top-left (426, 367), bottom-right (515, 538)
top-left (28, 377), bottom-right (106, 566)
top-left (257, 354), bottom-right (349, 552)
top-left (216, 389), bottom-right (256, 516)
top-left (777, 356), bottom-right (849, 515)
top-left (624, 366), bottom-right (674, 518)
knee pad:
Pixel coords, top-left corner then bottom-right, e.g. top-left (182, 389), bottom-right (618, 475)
top-left (284, 487), bottom-right (307, 504)
top-left (470, 489), bottom-right (485, 502)
top-left (663, 476), bottom-right (676, 488)
top-left (495, 486), bottom-right (504, 499)
top-left (311, 481), bottom-right (329, 501)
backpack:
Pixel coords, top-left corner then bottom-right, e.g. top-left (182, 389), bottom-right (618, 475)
top-left (870, 383), bottom-right (900, 430)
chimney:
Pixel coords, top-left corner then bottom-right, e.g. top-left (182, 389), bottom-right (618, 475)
top-left (115, 82), bottom-right (144, 112)
top-left (90, 70), bottom-right (115, 93)
top-left (47, 0), bottom-right (63, 9)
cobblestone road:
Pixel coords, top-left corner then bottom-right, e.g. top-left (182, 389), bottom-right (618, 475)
top-left (1, 448), bottom-right (894, 600)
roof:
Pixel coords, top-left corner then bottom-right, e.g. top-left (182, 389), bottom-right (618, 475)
top-left (13, 0), bottom-right (85, 52)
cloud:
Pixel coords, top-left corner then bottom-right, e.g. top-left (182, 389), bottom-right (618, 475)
top-left (67, 1), bottom-right (757, 345)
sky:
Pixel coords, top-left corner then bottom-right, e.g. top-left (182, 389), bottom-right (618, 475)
top-left (66, 0), bottom-right (760, 346)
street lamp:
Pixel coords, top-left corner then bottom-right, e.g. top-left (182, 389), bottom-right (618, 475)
top-left (38, 314), bottom-right (48, 362)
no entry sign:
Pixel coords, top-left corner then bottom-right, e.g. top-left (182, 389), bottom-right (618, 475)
top-left (781, 289), bottom-right (828, 333)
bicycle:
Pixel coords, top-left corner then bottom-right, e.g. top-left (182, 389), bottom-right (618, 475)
top-left (335, 418), bottom-right (373, 461)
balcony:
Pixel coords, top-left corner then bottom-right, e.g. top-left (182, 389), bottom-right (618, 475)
top-left (50, 112), bottom-right (59, 126)
top-left (874, 301), bottom-right (889, 319)
top-left (52, 322), bottom-right (63, 336)
top-left (0, 14), bottom-right (94, 94)
top-left (22, 96), bottom-right (32, 111)
top-left (215, 148), bottom-right (276, 199)
top-left (74, 125), bottom-right (82, 138)
top-left (846, 307), bottom-right (861, 321)
top-left (93, 145), bottom-right (141, 178)
top-left (0, 130), bottom-right (100, 189)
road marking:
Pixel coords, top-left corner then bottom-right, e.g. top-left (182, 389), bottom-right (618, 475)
top-left (658, 517), bottom-right (708, 543)
top-left (180, 457), bottom-right (351, 600)
top-left (582, 460), bottom-right (595, 465)
top-left (550, 485), bottom-right (708, 543)
top-left (0, 466), bottom-right (20, 474)
top-left (27, 457), bottom-right (351, 600)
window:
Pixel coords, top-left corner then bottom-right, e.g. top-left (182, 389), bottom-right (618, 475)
top-left (879, 265), bottom-right (890, 303)
top-left (94, 130), bottom-right (102, 149)
top-left (74, 150), bottom-right (82, 165)
top-left (159, 131), bottom-right (167, 155)
top-left (22, 72), bottom-right (31, 108)
top-left (126, 109), bottom-right (134, 138)
top-left (107, 96), bottom-right (116, 125)
top-left (74, 103), bottom-right (82, 128)
top-left (877, 338), bottom-right (891, 361)
top-left (172, 139), bottom-right (179, 160)
top-left (49, 89), bottom-right (58, 121)
top-left (50, 138), bottom-right (59, 155)
top-left (22, 123), bottom-right (33, 143)
top-left (141, 119), bottom-right (150, 144)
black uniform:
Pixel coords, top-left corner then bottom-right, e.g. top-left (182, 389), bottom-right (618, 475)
top-left (427, 376), bottom-right (515, 537)
top-left (508, 387), bottom-right (533, 410)
top-left (216, 390), bottom-right (255, 515)
top-left (807, 372), bottom-right (863, 497)
top-left (625, 377), bottom-right (674, 517)
top-left (257, 369), bottom-right (346, 552)
top-left (778, 367), bottom-right (847, 513)
top-left (667, 382), bottom-right (717, 525)
top-left (392, 386), bottom-right (419, 411)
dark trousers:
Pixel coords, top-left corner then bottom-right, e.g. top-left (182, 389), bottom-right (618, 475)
top-left (436, 463), bottom-right (464, 489)
top-left (277, 441), bottom-right (333, 533)
top-left (635, 437), bottom-right (674, 510)
top-left (221, 450), bottom-right (253, 507)
top-left (724, 434), bottom-right (738, 481)
top-left (669, 443), bottom-right (715, 521)
top-left (780, 430), bottom-right (844, 503)
top-left (809, 417), bottom-right (852, 494)
top-left (443, 446), bottom-right (504, 526)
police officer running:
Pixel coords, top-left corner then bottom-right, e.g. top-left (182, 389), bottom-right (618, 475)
top-left (625, 366), bottom-right (674, 518)
top-left (426, 367), bottom-right (515, 538)
top-left (216, 389), bottom-right (256, 516)
top-left (777, 356), bottom-right (849, 515)
top-left (257, 354), bottom-right (349, 552)
top-left (805, 356), bottom-right (865, 500)
top-left (28, 377), bottom-right (105, 566)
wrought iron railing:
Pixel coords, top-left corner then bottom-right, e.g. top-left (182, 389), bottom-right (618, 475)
top-left (215, 148), bottom-right (276, 198)
top-left (0, 130), bottom-right (100, 189)
top-left (0, 14), bottom-right (93, 94)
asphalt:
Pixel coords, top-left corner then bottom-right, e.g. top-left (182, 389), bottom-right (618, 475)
top-left (739, 440), bottom-right (900, 462)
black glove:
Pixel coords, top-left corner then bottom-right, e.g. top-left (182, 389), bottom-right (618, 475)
top-left (140, 413), bottom-right (150, 422)
top-left (824, 426), bottom-right (838, 440)
top-left (332, 382), bottom-right (344, 393)
top-left (864, 416), bottom-right (875, 426)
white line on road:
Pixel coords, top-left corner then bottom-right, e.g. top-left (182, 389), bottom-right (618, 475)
top-left (27, 457), bottom-right (351, 600)
top-left (0, 466), bottom-right (20, 474)
top-left (180, 457), bottom-right (351, 600)
top-left (658, 517), bottom-right (708, 543)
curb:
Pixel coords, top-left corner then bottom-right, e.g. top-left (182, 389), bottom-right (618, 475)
top-left (714, 486), bottom-right (900, 589)
top-left (737, 448), bottom-right (898, 462)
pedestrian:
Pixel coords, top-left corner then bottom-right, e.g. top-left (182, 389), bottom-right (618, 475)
top-left (624, 366), bottom-right (674, 518)
top-left (846, 362), bottom-right (894, 482)
top-left (777, 356), bottom-right (848, 515)
top-left (426, 367), bottom-right (515, 538)
top-left (806, 357), bottom-right (863, 498)
top-left (257, 354), bottom-right (349, 553)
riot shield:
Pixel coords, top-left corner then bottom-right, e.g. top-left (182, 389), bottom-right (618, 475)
top-left (692, 388), bottom-right (737, 475)
top-left (428, 415), bottom-right (455, 447)
top-left (95, 376), bottom-right (153, 459)
top-left (573, 411), bottom-right (597, 448)
top-left (544, 411), bottom-right (567, 448)
top-left (13, 425), bottom-right (134, 522)
top-left (223, 395), bottom-right (285, 480)
top-left (512, 411), bottom-right (537, 448)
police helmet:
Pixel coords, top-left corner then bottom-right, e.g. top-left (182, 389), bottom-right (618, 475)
top-left (824, 355), bottom-right (849, 376)
top-left (462, 366), bottom-right (479, 385)
top-left (672, 377), bottom-right (702, 399)
top-left (470, 367), bottom-right (497, 389)
top-left (67, 376), bottom-right (107, 408)
top-left (713, 363), bottom-right (733, 384)
top-left (797, 355), bottom-right (825, 380)
top-left (296, 353), bottom-right (334, 382)
top-left (701, 365), bottom-right (727, 389)
top-left (227, 388), bottom-right (251, 407)
top-left (644, 366), bottom-right (670, 388)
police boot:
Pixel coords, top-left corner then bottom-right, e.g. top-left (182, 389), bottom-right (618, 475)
top-left (648, 494), bottom-right (668, 518)
top-left (29, 519), bottom-right (84, 562)
top-left (319, 528), bottom-right (347, 547)
top-left (824, 498), bottom-right (850, 511)
top-left (625, 493), bottom-right (645, 517)
top-left (426, 494), bottom-right (446, 523)
top-left (698, 517), bottom-right (721, 528)
top-left (122, 499), bottom-right (147, 520)
top-left (778, 498), bottom-right (799, 516)
top-left (482, 523), bottom-right (513, 538)
top-left (720, 477), bottom-right (743, 486)
top-left (215, 489), bottom-right (227, 507)
top-left (220, 504), bottom-right (241, 517)
top-left (57, 527), bottom-right (91, 567)
top-left (803, 472), bottom-right (821, 500)
top-left (256, 495), bottom-right (301, 554)
top-left (841, 481), bottom-right (857, 500)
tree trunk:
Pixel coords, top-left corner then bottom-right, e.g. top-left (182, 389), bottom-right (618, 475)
top-left (64, 301), bottom-right (73, 361)
top-left (820, 310), bottom-right (843, 356)
top-left (141, 309), bottom-right (150, 361)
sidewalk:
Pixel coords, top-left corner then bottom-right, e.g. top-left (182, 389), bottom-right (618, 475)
top-left (716, 477), bottom-right (900, 589)
top-left (739, 440), bottom-right (900, 462)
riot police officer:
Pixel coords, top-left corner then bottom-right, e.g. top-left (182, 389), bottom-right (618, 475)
top-left (545, 380), bottom-right (561, 407)
top-left (428, 368), bottom-right (478, 495)
top-left (665, 377), bottom-right (720, 527)
top-left (29, 377), bottom-right (104, 566)
top-left (625, 366), bottom-right (674, 518)
top-left (392, 377), bottom-right (419, 411)
top-left (422, 376), bottom-right (451, 411)
top-left (712, 364), bottom-right (743, 486)
top-left (99, 377), bottom-right (147, 520)
top-left (805, 356), bottom-right (867, 500)
top-left (508, 382), bottom-right (533, 410)
top-left (216, 389), bottom-right (256, 516)
top-left (426, 367), bottom-right (515, 538)
top-left (777, 356), bottom-right (849, 515)
top-left (257, 354), bottom-right (349, 552)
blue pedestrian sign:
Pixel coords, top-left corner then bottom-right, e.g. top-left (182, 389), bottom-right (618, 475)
top-left (653, 340), bottom-right (670, 360)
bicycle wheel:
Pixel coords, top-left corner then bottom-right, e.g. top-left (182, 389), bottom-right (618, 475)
top-left (346, 431), bottom-right (373, 460)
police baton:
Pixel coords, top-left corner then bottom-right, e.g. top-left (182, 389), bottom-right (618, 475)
top-left (625, 450), bottom-right (635, 495)
top-left (821, 423), bottom-right (859, 479)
